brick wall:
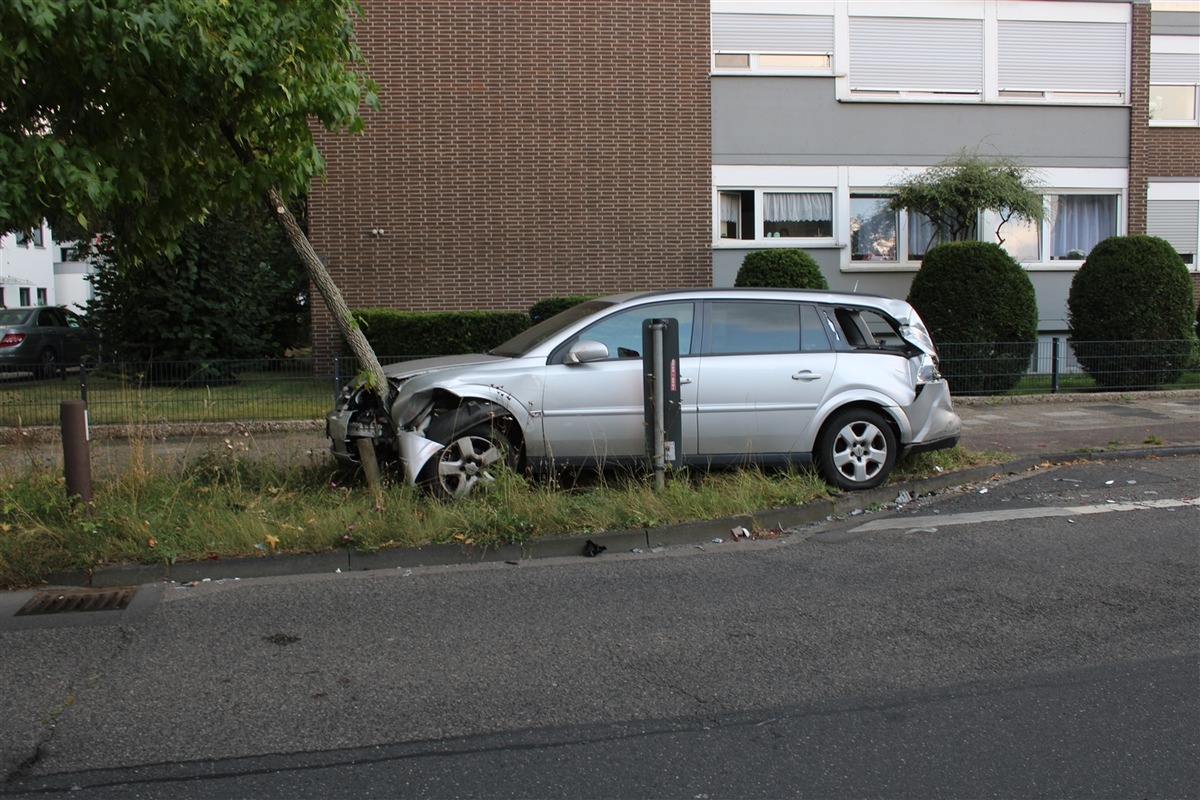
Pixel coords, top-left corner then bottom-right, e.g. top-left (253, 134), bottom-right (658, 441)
top-left (1128, 3), bottom-right (1200, 305)
top-left (308, 0), bottom-right (713, 364)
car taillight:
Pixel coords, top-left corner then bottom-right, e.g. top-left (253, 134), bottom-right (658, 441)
top-left (0, 333), bottom-right (25, 348)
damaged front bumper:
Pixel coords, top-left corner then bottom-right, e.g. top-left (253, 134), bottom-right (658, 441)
top-left (327, 407), bottom-right (444, 486)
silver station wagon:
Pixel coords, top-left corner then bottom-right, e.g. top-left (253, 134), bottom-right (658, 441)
top-left (327, 289), bottom-right (962, 497)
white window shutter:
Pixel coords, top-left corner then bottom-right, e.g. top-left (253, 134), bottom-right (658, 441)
top-left (1151, 52), bottom-right (1200, 84)
top-left (849, 17), bottom-right (983, 93)
top-left (712, 13), bottom-right (834, 53)
top-left (998, 20), bottom-right (1128, 94)
top-left (1148, 200), bottom-right (1199, 257)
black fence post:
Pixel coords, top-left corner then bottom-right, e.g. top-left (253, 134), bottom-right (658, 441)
top-left (1051, 337), bottom-right (1060, 394)
top-left (333, 355), bottom-right (341, 402)
top-left (80, 361), bottom-right (88, 404)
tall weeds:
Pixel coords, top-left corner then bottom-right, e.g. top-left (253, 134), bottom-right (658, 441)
top-left (0, 439), bottom-right (988, 589)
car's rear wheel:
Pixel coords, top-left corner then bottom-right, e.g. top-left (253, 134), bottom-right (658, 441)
top-left (36, 348), bottom-right (58, 380)
top-left (817, 408), bottom-right (897, 491)
top-left (425, 420), bottom-right (517, 499)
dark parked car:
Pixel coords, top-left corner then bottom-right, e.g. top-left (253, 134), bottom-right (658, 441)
top-left (0, 306), bottom-right (98, 378)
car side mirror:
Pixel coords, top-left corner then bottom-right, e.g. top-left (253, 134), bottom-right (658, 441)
top-left (564, 340), bottom-right (609, 364)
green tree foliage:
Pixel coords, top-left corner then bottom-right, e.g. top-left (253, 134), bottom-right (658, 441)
top-left (735, 249), bottom-right (829, 290)
top-left (87, 204), bottom-right (308, 368)
top-left (0, 1), bottom-right (386, 391)
top-left (889, 150), bottom-right (1044, 251)
top-left (1068, 235), bottom-right (1198, 389)
top-left (907, 242), bottom-right (1039, 395)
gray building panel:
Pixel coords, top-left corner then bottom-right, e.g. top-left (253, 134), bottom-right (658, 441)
top-left (713, 77), bottom-right (1130, 168)
top-left (1151, 10), bottom-right (1200, 36)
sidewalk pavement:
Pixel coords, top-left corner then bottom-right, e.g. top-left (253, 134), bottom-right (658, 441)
top-left (2, 390), bottom-right (1198, 589)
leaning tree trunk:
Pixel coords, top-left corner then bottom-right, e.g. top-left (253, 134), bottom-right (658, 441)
top-left (265, 185), bottom-right (388, 397)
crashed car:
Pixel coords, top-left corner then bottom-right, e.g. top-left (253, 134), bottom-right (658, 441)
top-left (327, 288), bottom-right (961, 497)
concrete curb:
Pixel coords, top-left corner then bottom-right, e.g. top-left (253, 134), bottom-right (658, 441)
top-left (44, 443), bottom-right (1200, 589)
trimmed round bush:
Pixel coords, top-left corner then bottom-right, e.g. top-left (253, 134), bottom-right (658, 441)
top-left (1068, 235), bottom-right (1198, 390)
top-left (907, 241), bottom-right (1038, 395)
top-left (734, 249), bottom-right (828, 289)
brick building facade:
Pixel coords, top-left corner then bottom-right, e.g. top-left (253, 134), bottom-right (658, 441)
top-left (1128, 2), bottom-right (1200, 304)
top-left (307, 0), bottom-right (712, 362)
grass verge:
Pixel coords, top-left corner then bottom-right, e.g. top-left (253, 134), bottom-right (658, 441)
top-left (0, 443), bottom-right (1000, 590)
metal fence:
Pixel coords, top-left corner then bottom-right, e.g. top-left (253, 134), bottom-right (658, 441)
top-left (2, 342), bottom-right (1198, 428)
top-left (938, 338), bottom-right (1200, 395)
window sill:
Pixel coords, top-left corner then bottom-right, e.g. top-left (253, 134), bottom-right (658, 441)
top-left (837, 94), bottom-right (1129, 108)
top-left (716, 240), bottom-right (844, 249)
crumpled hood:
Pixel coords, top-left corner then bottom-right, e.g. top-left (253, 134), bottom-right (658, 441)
top-left (871, 298), bottom-right (938, 358)
top-left (383, 353), bottom-right (510, 382)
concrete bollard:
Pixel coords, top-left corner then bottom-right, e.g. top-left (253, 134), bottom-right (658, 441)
top-left (61, 399), bottom-right (93, 508)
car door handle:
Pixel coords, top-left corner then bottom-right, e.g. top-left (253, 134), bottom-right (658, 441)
top-left (680, 377), bottom-right (693, 385)
top-left (792, 370), bottom-right (822, 381)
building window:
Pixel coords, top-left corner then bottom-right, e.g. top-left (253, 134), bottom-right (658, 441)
top-left (1049, 195), bottom-right (1118, 259)
top-left (19, 288), bottom-right (31, 307)
top-left (997, 20), bottom-right (1127, 101)
top-left (712, 12), bottom-right (833, 74)
top-left (36, 289), bottom-right (48, 306)
top-left (848, 16), bottom-right (984, 96)
top-left (14, 225), bottom-right (45, 248)
top-left (906, 211), bottom-right (960, 261)
top-left (764, 192), bottom-right (832, 238)
top-left (1150, 35), bottom-right (1200, 125)
top-left (981, 209), bottom-right (1042, 263)
top-left (834, 2), bottom-right (1129, 105)
top-left (1150, 85), bottom-right (1198, 123)
top-left (719, 190), bottom-right (755, 240)
top-left (1148, 190), bottom-right (1199, 268)
top-left (850, 195), bottom-right (897, 261)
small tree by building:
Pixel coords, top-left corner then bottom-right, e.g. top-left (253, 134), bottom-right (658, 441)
top-left (888, 150), bottom-right (1044, 254)
top-left (1068, 235), bottom-right (1198, 389)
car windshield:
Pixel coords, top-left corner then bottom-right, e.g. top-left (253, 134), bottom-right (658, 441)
top-left (0, 309), bottom-right (35, 326)
top-left (490, 300), bottom-right (615, 357)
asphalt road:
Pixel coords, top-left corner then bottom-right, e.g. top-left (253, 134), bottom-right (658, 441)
top-left (1, 454), bottom-right (1197, 799)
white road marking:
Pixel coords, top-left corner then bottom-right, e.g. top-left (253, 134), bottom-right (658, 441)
top-left (849, 498), bottom-right (1200, 532)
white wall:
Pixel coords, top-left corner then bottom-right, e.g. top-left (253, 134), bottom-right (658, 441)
top-left (0, 224), bottom-right (56, 309)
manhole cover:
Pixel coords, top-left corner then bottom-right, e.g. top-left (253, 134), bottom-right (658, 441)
top-left (15, 587), bottom-right (139, 616)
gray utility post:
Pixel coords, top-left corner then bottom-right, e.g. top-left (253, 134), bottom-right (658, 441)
top-left (642, 318), bottom-right (682, 490)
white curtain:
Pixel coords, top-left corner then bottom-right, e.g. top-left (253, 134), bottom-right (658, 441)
top-left (765, 192), bottom-right (832, 222)
top-left (1050, 195), bottom-right (1116, 258)
top-left (720, 193), bottom-right (740, 223)
top-left (907, 211), bottom-right (945, 257)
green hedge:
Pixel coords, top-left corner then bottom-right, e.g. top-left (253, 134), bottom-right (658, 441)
top-left (348, 309), bottom-right (532, 359)
top-left (907, 241), bottom-right (1038, 395)
top-left (734, 249), bottom-right (829, 290)
top-left (529, 294), bottom-right (597, 322)
top-left (1068, 235), bottom-right (1198, 389)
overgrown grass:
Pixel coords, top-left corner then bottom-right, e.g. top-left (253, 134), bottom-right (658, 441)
top-left (0, 443), bottom-right (995, 589)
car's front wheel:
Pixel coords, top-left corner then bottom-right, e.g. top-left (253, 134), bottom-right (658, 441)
top-left (817, 408), bottom-right (897, 491)
top-left (425, 421), bottom-right (518, 499)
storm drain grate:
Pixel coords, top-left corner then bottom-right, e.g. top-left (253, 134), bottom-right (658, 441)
top-left (15, 587), bottom-right (140, 616)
